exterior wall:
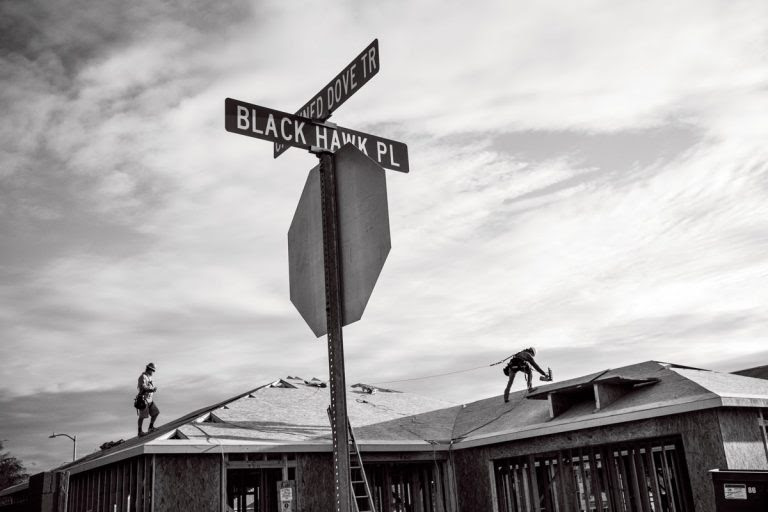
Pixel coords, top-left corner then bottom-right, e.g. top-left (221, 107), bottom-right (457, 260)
top-left (452, 409), bottom-right (727, 512)
top-left (27, 471), bottom-right (68, 512)
top-left (297, 451), bottom-right (455, 512)
top-left (296, 453), bottom-right (334, 512)
top-left (717, 408), bottom-right (768, 470)
top-left (66, 455), bottom-right (153, 512)
top-left (154, 455), bottom-right (221, 512)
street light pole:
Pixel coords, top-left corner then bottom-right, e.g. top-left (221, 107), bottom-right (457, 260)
top-left (49, 432), bottom-right (77, 462)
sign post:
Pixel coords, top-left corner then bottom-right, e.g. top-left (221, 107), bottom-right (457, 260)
top-left (317, 150), bottom-right (352, 511)
top-left (225, 39), bottom-right (408, 512)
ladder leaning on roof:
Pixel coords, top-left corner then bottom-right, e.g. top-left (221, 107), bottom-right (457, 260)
top-left (325, 407), bottom-right (377, 512)
top-left (348, 419), bottom-right (376, 512)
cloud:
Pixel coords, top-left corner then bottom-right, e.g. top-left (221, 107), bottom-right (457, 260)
top-left (2, 0), bottom-right (768, 470)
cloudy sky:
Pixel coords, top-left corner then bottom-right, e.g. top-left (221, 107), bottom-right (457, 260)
top-left (2, 0), bottom-right (767, 471)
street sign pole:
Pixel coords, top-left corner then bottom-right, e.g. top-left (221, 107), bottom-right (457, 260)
top-left (317, 150), bottom-right (352, 512)
top-left (225, 39), bottom-right (407, 512)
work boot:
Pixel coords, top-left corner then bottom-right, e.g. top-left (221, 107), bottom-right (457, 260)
top-left (138, 431), bottom-right (147, 437)
top-left (148, 426), bottom-right (157, 433)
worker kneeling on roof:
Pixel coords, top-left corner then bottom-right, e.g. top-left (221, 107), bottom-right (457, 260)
top-left (502, 348), bottom-right (550, 403)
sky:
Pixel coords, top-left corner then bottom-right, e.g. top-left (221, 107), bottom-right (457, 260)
top-left (1, 0), bottom-right (767, 472)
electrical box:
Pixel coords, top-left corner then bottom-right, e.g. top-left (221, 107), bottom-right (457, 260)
top-left (277, 480), bottom-right (296, 512)
top-left (710, 469), bottom-right (768, 512)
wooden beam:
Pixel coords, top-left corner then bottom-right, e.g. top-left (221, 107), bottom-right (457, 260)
top-left (548, 393), bottom-right (570, 419)
top-left (588, 448), bottom-right (602, 511)
top-left (645, 444), bottom-right (662, 512)
top-left (527, 455), bottom-right (540, 512)
top-left (226, 461), bottom-right (297, 470)
top-left (633, 447), bottom-right (651, 512)
top-left (760, 410), bottom-right (768, 470)
top-left (555, 452), bottom-right (569, 512)
top-left (593, 382), bottom-right (631, 411)
top-left (627, 447), bottom-right (644, 512)
top-left (220, 454), bottom-right (227, 512)
top-left (134, 459), bottom-right (142, 512)
top-left (600, 447), bottom-right (622, 511)
top-left (360, 452), bottom-right (448, 463)
top-left (659, 445), bottom-right (678, 512)
top-left (150, 455), bottom-right (155, 512)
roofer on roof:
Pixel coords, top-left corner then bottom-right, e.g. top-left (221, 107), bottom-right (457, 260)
top-left (137, 362), bottom-right (159, 437)
top-left (502, 348), bottom-right (549, 402)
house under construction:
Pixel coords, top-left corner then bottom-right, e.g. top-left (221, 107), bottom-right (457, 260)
top-left (2, 360), bottom-right (768, 512)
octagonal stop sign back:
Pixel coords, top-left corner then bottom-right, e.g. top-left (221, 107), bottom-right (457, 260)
top-left (288, 143), bottom-right (391, 337)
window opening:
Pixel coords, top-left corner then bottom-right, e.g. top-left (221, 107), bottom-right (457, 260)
top-left (494, 437), bottom-right (692, 512)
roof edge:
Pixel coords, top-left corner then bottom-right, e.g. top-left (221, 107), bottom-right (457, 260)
top-left (455, 395), bottom-right (723, 449)
top-left (0, 480), bottom-right (29, 497)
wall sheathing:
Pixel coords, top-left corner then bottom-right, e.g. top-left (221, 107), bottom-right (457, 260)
top-left (153, 454), bottom-right (221, 512)
top-left (451, 409), bottom-right (727, 512)
top-left (717, 408), bottom-right (768, 470)
top-left (296, 453), bottom-right (335, 512)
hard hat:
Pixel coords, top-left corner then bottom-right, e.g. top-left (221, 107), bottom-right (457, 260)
top-left (146, 362), bottom-right (156, 371)
top-left (527, 347), bottom-right (536, 357)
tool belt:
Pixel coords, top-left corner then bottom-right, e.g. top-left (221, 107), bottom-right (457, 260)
top-left (503, 358), bottom-right (527, 376)
top-left (133, 394), bottom-right (147, 411)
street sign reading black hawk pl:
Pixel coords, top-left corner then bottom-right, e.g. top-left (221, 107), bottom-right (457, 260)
top-left (225, 98), bottom-right (408, 173)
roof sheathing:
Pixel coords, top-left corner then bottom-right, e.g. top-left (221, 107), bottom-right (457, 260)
top-left (450, 361), bottom-right (721, 444)
top-left (672, 367), bottom-right (768, 405)
top-left (55, 362), bottom-right (768, 475)
top-left (56, 381), bottom-right (275, 473)
top-left (180, 382), bottom-right (457, 443)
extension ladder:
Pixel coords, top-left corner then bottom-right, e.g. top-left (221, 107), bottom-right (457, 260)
top-left (348, 420), bottom-right (376, 512)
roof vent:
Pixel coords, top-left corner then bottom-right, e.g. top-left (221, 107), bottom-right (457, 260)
top-left (304, 378), bottom-right (327, 388)
top-left (197, 412), bottom-right (224, 423)
top-left (593, 377), bottom-right (660, 411)
top-left (547, 387), bottom-right (594, 418)
top-left (169, 430), bottom-right (189, 440)
top-left (352, 383), bottom-right (401, 394)
top-left (269, 379), bottom-right (298, 389)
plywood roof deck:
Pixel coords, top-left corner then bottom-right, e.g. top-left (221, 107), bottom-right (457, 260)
top-left (56, 360), bottom-right (768, 474)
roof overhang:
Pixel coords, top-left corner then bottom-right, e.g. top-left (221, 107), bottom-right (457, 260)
top-left (456, 395), bottom-right (723, 449)
top-left (62, 438), bottom-right (449, 475)
top-left (0, 481), bottom-right (28, 497)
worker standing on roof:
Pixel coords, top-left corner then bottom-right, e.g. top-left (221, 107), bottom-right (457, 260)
top-left (502, 348), bottom-right (549, 402)
top-left (137, 362), bottom-right (159, 437)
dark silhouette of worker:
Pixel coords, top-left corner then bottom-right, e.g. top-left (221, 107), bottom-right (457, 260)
top-left (137, 362), bottom-right (159, 436)
top-left (503, 347), bottom-right (548, 402)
